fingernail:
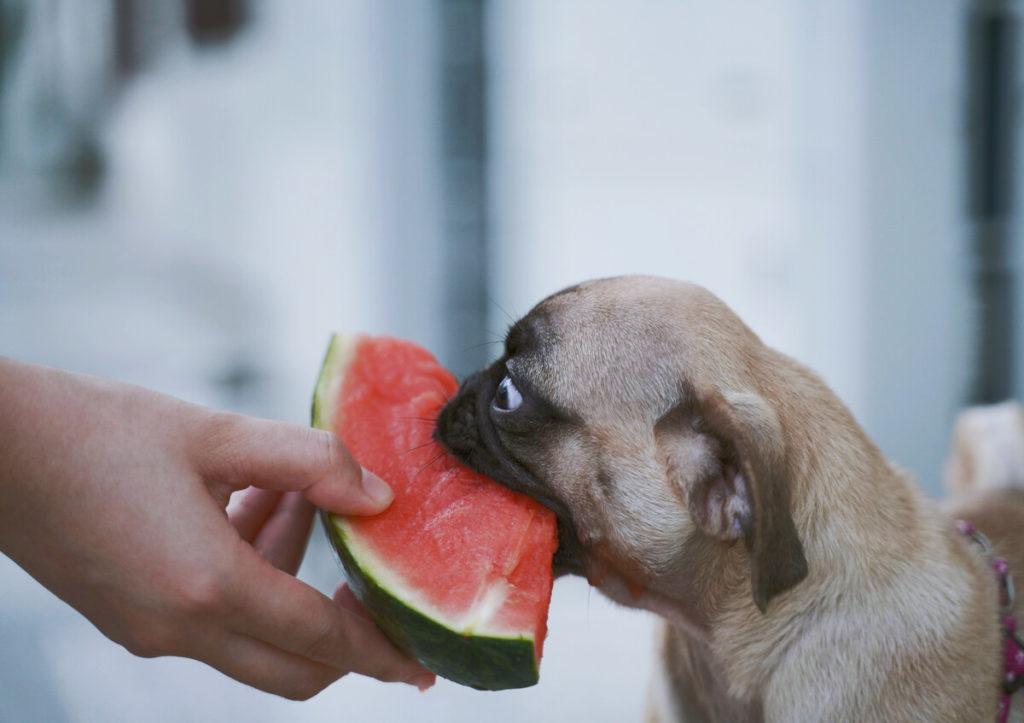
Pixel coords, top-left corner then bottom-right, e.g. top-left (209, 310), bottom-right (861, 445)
top-left (361, 469), bottom-right (394, 506)
top-left (407, 673), bottom-right (435, 691)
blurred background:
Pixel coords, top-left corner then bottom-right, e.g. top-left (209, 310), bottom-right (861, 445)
top-left (0, 0), bottom-right (1020, 720)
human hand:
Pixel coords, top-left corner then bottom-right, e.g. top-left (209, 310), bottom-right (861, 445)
top-left (0, 358), bottom-right (434, 698)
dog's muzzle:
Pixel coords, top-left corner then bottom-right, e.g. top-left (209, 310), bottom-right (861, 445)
top-left (434, 372), bottom-right (585, 575)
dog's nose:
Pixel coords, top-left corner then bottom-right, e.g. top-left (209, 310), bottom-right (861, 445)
top-left (434, 384), bottom-right (480, 454)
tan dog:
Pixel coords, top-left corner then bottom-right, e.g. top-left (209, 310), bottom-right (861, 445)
top-left (435, 275), bottom-right (1024, 722)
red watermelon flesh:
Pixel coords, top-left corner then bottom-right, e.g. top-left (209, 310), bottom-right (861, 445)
top-left (314, 334), bottom-right (557, 687)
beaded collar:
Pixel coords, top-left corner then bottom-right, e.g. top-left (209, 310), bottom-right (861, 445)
top-left (955, 519), bottom-right (1023, 723)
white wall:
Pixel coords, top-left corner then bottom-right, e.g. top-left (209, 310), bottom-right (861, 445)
top-left (860, 0), bottom-right (972, 494)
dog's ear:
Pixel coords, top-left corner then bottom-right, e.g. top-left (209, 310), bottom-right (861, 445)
top-left (658, 388), bottom-right (808, 612)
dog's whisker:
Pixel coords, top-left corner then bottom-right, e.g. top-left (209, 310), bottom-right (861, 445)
top-left (486, 296), bottom-right (517, 326)
top-left (399, 439), bottom-right (438, 457)
top-left (465, 339), bottom-right (503, 352)
top-left (415, 451), bottom-right (447, 475)
top-left (426, 379), bottom-right (453, 404)
top-left (397, 415), bottom-right (440, 426)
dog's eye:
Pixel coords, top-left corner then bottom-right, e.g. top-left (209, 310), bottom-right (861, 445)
top-left (493, 376), bottom-right (523, 412)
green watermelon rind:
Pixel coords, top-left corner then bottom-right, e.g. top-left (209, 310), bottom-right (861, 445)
top-left (312, 333), bottom-right (540, 691)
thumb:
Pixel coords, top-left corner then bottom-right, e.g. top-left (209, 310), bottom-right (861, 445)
top-left (197, 413), bottom-right (393, 516)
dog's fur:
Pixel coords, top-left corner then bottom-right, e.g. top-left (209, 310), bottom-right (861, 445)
top-left (435, 275), bottom-right (1024, 722)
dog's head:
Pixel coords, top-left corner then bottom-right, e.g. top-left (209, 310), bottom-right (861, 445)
top-left (435, 276), bottom-right (808, 615)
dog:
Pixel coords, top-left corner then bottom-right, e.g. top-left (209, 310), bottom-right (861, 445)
top-left (434, 275), bottom-right (1024, 722)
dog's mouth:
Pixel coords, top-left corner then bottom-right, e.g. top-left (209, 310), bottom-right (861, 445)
top-left (434, 371), bottom-right (585, 576)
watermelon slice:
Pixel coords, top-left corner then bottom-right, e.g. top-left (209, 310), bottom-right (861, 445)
top-left (312, 334), bottom-right (558, 690)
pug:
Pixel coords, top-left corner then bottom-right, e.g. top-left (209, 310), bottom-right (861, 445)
top-left (434, 275), bottom-right (1024, 722)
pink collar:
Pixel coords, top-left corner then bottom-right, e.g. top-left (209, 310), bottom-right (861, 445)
top-left (955, 519), bottom-right (1023, 723)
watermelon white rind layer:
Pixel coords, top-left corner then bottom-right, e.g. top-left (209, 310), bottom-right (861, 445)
top-left (312, 333), bottom-right (540, 691)
top-left (311, 332), bottom-right (358, 435)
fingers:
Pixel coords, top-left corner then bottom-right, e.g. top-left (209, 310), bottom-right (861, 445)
top-left (203, 632), bottom-right (343, 701)
top-left (194, 412), bottom-right (437, 692)
top-left (333, 582), bottom-right (374, 622)
top-left (196, 413), bottom-right (393, 516)
top-left (227, 489), bottom-right (316, 574)
top-left (330, 582), bottom-right (438, 689)
top-left (230, 552), bottom-right (433, 687)
top-left (226, 487), bottom-right (281, 542)
top-left (252, 492), bottom-right (315, 574)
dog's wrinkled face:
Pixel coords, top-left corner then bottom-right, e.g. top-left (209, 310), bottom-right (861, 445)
top-left (435, 276), bottom-right (807, 615)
